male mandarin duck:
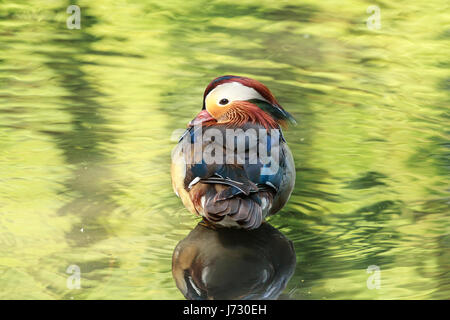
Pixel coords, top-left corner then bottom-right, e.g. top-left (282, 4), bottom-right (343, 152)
top-left (171, 75), bottom-right (296, 229)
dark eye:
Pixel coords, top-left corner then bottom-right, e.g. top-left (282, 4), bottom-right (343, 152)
top-left (219, 98), bottom-right (229, 105)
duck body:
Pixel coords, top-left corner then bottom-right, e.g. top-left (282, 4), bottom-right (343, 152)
top-left (171, 76), bottom-right (296, 229)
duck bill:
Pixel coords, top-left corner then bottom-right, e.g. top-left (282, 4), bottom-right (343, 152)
top-left (189, 109), bottom-right (216, 127)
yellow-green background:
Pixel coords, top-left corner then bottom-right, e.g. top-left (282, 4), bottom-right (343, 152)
top-left (0, 0), bottom-right (448, 299)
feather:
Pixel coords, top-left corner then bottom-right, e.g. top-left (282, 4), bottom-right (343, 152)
top-left (248, 99), bottom-right (297, 125)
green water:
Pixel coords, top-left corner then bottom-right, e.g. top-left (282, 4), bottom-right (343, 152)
top-left (0, 0), bottom-right (448, 299)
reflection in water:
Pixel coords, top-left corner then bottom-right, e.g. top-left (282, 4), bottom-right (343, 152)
top-left (172, 222), bottom-right (296, 300)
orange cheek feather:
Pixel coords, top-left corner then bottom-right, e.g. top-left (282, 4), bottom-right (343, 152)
top-left (206, 102), bottom-right (228, 120)
top-left (223, 101), bottom-right (279, 129)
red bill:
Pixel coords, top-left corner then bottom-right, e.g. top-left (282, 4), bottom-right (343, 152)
top-left (189, 109), bottom-right (216, 127)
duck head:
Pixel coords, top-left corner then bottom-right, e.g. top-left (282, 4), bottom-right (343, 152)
top-left (191, 75), bottom-right (296, 129)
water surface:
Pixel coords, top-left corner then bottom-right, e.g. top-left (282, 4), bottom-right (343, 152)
top-left (0, 0), bottom-right (448, 299)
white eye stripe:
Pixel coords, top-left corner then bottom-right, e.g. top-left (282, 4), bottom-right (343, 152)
top-left (206, 82), bottom-right (269, 106)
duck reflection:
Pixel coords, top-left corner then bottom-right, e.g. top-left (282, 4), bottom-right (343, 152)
top-left (172, 221), bottom-right (296, 300)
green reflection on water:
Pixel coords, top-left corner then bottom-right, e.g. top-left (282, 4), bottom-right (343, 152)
top-left (0, 0), bottom-right (448, 299)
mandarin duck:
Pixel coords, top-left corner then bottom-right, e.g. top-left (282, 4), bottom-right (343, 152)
top-left (172, 222), bottom-right (296, 300)
top-left (171, 75), bottom-right (296, 229)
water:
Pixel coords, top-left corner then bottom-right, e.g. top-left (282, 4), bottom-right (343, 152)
top-left (0, 0), bottom-right (448, 299)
